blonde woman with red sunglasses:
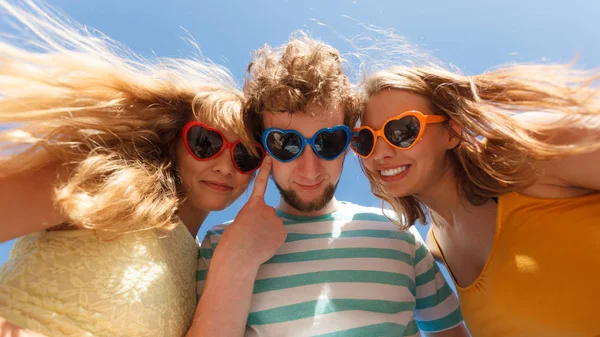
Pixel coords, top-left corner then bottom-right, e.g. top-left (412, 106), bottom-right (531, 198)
top-left (0, 1), bottom-right (280, 336)
top-left (351, 64), bottom-right (600, 337)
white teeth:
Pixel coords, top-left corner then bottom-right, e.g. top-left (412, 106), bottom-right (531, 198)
top-left (380, 166), bottom-right (408, 177)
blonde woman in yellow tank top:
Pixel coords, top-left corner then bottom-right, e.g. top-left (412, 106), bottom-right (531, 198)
top-left (350, 62), bottom-right (600, 337)
top-left (0, 1), bottom-right (267, 336)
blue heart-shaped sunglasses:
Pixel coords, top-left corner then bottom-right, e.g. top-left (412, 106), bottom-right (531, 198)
top-left (262, 125), bottom-right (351, 162)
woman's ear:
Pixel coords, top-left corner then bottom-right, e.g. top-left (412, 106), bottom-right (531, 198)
top-left (446, 119), bottom-right (461, 149)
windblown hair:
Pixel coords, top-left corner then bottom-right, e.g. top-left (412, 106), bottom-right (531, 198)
top-left (0, 0), bottom-right (249, 234)
top-left (360, 64), bottom-right (600, 228)
top-left (243, 32), bottom-right (361, 139)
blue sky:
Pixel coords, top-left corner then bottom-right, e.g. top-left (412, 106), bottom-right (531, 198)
top-left (1, 0), bottom-right (599, 282)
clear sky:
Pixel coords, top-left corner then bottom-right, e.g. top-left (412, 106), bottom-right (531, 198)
top-left (1, 0), bottom-right (598, 285)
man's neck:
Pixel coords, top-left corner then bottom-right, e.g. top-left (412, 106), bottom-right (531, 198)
top-left (276, 197), bottom-right (342, 218)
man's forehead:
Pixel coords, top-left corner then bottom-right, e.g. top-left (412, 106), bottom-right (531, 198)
top-left (263, 104), bottom-right (344, 130)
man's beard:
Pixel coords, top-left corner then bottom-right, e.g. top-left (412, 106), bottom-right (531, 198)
top-left (274, 179), bottom-right (340, 212)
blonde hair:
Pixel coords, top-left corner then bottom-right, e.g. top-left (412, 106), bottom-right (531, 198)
top-left (0, 0), bottom-right (250, 234)
top-left (243, 32), bottom-right (361, 138)
top-left (361, 64), bottom-right (600, 228)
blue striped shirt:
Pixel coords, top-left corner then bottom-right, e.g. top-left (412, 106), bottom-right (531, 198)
top-left (197, 202), bottom-right (463, 336)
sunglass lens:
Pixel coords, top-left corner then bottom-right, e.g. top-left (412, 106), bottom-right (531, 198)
top-left (384, 116), bottom-right (421, 148)
top-left (314, 129), bottom-right (349, 159)
top-left (350, 129), bottom-right (375, 157)
top-left (265, 131), bottom-right (303, 161)
top-left (233, 144), bottom-right (264, 173)
top-left (186, 125), bottom-right (223, 159)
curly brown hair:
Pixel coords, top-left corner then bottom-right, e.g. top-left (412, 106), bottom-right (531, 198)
top-left (243, 32), bottom-right (361, 139)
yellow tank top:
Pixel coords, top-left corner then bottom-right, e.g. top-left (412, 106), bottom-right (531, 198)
top-left (0, 223), bottom-right (199, 337)
top-left (432, 192), bottom-right (600, 337)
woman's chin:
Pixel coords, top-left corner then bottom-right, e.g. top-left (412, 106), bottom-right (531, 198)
top-left (379, 184), bottom-right (415, 199)
top-left (202, 202), bottom-right (230, 212)
top-left (207, 197), bottom-right (240, 211)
